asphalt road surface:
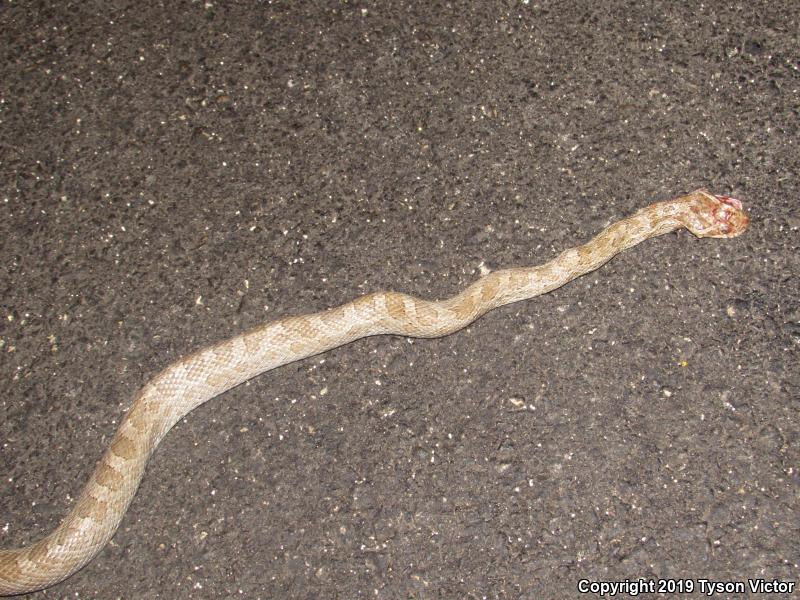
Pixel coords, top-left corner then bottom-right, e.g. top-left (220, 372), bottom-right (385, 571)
top-left (1, 2), bottom-right (797, 598)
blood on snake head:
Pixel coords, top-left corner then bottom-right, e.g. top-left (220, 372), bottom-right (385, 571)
top-left (682, 190), bottom-right (750, 239)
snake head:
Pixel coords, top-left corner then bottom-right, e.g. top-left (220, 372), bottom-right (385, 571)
top-left (682, 190), bottom-right (750, 238)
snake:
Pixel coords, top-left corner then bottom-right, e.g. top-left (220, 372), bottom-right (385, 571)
top-left (0, 189), bottom-right (749, 594)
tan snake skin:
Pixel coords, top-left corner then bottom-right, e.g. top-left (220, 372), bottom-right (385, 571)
top-left (0, 190), bottom-right (749, 594)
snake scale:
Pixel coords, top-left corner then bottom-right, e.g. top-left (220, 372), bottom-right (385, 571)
top-left (0, 190), bottom-right (749, 594)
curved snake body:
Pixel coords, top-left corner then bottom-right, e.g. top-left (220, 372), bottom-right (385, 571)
top-left (0, 190), bottom-right (749, 594)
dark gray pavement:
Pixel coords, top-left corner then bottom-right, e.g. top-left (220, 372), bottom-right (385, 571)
top-left (1, 2), bottom-right (798, 598)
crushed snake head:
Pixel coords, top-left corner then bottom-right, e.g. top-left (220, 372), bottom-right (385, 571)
top-left (682, 190), bottom-right (750, 238)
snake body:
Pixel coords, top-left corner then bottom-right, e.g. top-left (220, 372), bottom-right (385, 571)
top-left (0, 190), bottom-right (749, 594)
